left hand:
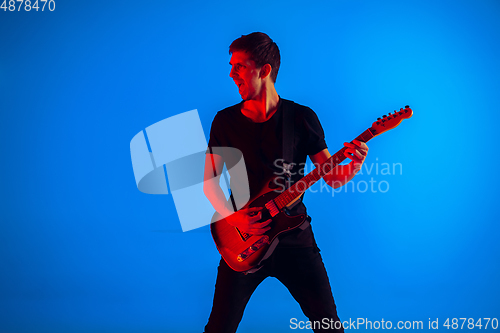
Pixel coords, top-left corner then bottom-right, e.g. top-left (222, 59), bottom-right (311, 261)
top-left (343, 139), bottom-right (369, 171)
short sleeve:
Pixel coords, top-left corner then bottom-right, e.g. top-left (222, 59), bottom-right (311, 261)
top-left (206, 112), bottom-right (226, 155)
top-left (301, 107), bottom-right (328, 156)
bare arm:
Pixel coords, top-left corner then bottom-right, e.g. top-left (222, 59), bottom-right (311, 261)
top-left (203, 153), bottom-right (233, 217)
top-left (203, 153), bottom-right (271, 235)
top-left (309, 140), bottom-right (369, 189)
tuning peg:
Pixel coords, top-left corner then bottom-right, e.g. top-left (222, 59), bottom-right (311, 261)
top-left (383, 115), bottom-right (387, 118)
top-left (405, 105), bottom-right (410, 108)
top-left (388, 112), bottom-right (392, 115)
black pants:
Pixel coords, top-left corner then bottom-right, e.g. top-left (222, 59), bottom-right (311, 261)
top-left (203, 246), bottom-right (344, 333)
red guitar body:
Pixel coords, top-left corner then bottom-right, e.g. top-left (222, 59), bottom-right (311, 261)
top-left (210, 181), bottom-right (306, 272)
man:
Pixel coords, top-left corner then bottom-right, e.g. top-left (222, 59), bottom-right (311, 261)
top-left (203, 32), bottom-right (368, 333)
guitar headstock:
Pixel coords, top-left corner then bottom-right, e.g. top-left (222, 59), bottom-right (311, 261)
top-left (370, 105), bottom-right (413, 137)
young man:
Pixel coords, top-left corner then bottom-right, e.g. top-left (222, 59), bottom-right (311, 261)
top-left (203, 32), bottom-right (368, 333)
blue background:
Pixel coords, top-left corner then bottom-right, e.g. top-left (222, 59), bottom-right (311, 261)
top-left (1, 0), bottom-right (499, 332)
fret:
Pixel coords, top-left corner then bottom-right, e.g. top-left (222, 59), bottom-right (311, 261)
top-left (275, 196), bottom-right (283, 208)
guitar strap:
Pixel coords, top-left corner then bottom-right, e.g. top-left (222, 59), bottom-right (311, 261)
top-left (282, 99), bottom-right (309, 227)
top-left (282, 99), bottom-right (295, 184)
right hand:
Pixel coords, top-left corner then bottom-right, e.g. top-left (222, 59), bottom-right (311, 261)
top-left (225, 207), bottom-right (272, 235)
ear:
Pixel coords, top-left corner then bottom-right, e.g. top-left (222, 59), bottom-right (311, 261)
top-left (259, 64), bottom-right (272, 79)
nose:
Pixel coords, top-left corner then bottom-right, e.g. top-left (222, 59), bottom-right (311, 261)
top-left (229, 67), bottom-right (237, 79)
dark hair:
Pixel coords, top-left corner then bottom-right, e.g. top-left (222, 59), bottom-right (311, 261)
top-left (229, 32), bottom-right (281, 83)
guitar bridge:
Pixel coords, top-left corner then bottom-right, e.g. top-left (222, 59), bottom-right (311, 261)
top-left (237, 235), bottom-right (270, 262)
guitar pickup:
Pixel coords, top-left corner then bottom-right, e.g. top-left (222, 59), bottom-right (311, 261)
top-left (265, 200), bottom-right (279, 217)
top-left (237, 235), bottom-right (270, 262)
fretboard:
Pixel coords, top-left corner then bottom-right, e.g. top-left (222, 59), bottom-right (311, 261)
top-left (273, 128), bottom-right (375, 210)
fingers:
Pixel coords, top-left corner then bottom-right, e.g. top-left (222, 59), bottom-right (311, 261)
top-left (344, 141), bottom-right (368, 155)
top-left (344, 141), bottom-right (368, 165)
top-left (248, 219), bottom-right (272, 235)
top-left (240, 207), bottom-right (272, 234)
top-left (245, 207), bottom-right (262, 218)
top-left (254, 219), bottom-right (272, 228)
top-left (242, 209), bottom-right (263, 223)
top-left (249, 212), bottom-right (263, 223)
top-left (344, 148), bottom-right (364, 162)
top-left (352, 139), bottom-right (368, 150)
top-left (245, 207), bottom-right (263, 214)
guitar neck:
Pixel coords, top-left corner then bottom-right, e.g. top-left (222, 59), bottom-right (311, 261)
top-left (273, 128), bottom-right (375, 210)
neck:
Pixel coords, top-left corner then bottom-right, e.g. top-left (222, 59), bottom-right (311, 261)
top-left (241, 84), bottom-right (280, 122)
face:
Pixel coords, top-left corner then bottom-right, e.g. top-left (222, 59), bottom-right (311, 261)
top-left (229, 51), bottom-right (263, 101)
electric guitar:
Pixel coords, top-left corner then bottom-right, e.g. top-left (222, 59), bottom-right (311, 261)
top-left (210, 105), bottom-right (413, 272)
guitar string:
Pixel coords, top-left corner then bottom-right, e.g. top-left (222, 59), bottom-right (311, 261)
top-left (274, 129), bottom-right (374, 210)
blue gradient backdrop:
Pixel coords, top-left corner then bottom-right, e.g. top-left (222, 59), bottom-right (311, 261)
top-left (1, 0), bottom-right (499, 332)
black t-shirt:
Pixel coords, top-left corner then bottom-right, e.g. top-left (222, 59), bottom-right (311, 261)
top-left (207, 97), bottom-right (328, 247)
